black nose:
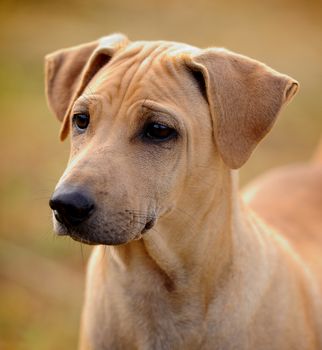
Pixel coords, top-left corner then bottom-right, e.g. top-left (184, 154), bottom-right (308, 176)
top-left (49, 187), bottom-right (95, 226)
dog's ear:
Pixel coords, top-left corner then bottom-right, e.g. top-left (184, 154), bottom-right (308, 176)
top-left (45, 33), bottom-right (129, 140)
top-left (189, 49), bottom-right (299, 169)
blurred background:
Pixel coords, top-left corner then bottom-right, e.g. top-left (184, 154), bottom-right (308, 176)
top-left (0, 0), bottom-right (321, 348)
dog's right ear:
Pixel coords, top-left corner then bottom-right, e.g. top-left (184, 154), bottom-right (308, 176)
top-left (45, 33), bottom-right (129, 140)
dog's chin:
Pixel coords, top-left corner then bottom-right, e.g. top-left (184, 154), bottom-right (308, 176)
top-left (53, 219), bottom-right (154, 246)
top-left (68, 230), bottom-right (142, 246)
top-left (68, 232), bottom-right (129, 245)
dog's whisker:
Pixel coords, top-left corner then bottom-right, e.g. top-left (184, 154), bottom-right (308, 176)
top-left (79, 242), bottom-right (86, 269)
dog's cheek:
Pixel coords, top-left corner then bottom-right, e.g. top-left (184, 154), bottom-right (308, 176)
top-left (143, 174), bottom-right (183, 216)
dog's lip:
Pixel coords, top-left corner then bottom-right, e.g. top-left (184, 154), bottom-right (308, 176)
top-left (141, 217), bottom-right (156, 234)
top-left (68, 232), bottom-right (98, 245)
top-left (67, 219), bottom-right (156, 245)
top-left (54, 212), bottom-right (158, 244)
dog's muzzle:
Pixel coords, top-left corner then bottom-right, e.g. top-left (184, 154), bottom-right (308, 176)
top-left (49, 185), bottom-right (157, 245)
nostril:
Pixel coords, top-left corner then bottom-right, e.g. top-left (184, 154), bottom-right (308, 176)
top-left (49, 187), bottom-right (95, 226)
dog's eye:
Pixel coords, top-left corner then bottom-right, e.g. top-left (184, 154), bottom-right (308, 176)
top-left (73, 113), bottom-right (90, 131)
top-left (143, 122), bottom-right (177, 142)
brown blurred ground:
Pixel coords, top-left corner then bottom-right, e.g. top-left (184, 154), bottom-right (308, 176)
top-left (0, 0), bottom-right (321, 348)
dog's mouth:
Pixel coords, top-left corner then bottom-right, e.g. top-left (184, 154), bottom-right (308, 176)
top-left (142, 217), bottom-right (156, 234)
top-left (68, 232), bottom-right (99, 245)
top-left (53, 212), bottom-right (157, 246)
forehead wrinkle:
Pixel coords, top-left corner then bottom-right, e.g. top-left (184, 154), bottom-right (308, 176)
top-left (118, 44), bottom-right (175, 100)
top-left (130, 45), bottom-right (169, 81)
top-left (86, 43), bottom-right (199, 122)
top-left (88, 53), bottom-right (141, 103)
top-left (91, 44), bottom-right (174, 110)
top-left (107, 41), bottom-right (167, 77)
top-left (142, 57), bottom-right (189, 106)
top-left (121, 46), bottom-right (192, 107)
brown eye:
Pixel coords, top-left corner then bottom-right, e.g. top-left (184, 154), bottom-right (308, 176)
top-left (73, 113), bottom-right (90, 131)
top-left (143, 122), bottom-right (177, 142)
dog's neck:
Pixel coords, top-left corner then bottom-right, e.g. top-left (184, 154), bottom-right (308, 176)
top-left (108, 169), bottom-right (242, 303)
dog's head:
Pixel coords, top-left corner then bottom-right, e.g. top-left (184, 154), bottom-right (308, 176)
top-left (45, 34), bottom-right (298, 245)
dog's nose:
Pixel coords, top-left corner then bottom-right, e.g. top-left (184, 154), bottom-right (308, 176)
top-left (49, 187), bottom-right (95, 226)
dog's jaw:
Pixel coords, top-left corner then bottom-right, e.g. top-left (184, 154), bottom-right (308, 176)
top-left (51, 207), bottom-right (158, 245)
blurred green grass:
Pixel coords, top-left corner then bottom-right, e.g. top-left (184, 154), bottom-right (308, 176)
top-left (0, 0), bottom-right (321, 349)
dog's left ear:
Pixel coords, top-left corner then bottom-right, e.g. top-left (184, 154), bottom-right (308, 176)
top-left (45, 33), bottom-right (129, 140)
top-left (189, 49), bottom-right (299, 169)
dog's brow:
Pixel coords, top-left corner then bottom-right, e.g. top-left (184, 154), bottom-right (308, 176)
top-left (73, 94), bottom-right (102, 112)
top-left (127, 99), bottom-right (183, 132)
top-left (137, 99), bottom-right (175, 116)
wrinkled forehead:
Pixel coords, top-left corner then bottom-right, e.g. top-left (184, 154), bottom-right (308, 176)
top-left (84, 41), bottom-right (202, 108)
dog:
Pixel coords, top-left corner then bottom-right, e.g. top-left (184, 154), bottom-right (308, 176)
top-left (45, 34), bottom-right (322, 349)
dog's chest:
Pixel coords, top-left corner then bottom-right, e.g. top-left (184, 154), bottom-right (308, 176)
top-left (86, 269), bottom-right (207, 349)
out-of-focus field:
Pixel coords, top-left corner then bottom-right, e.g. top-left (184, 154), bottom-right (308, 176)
top-left (0, 0), bottom-right (321, 348)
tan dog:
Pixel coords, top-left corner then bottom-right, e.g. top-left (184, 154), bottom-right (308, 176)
top-left (45, 34), bottom-right (322, 350)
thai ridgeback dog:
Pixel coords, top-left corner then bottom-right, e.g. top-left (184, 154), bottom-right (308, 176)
top-left (45, 34), bottom-right (322, 349)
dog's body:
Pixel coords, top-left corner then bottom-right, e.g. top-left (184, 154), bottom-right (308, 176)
top-left (45, 34), bottom-right (322, 349)
top-left (244, 159), bottom-right (322, 289)
top-left (314, 139), bottom-right (322, 163)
